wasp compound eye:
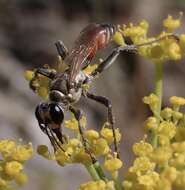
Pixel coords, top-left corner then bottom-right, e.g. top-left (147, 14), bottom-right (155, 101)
top-left (35, 104), bottom-right (44, 124)
top-left (49, 103), bottom-right (64, 124)
top-left (35, 103), bottom-right (49, 124)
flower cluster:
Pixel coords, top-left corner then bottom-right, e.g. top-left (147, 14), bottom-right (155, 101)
top-left (0, 140), bottom-right (33, 190)
top-left (122, 96), bottom-right (185, 190)
top-left (115, 12), bottom-right (185, 63)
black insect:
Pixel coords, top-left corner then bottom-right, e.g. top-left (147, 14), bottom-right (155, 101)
top-left (31, 23), bottom-right (177, 162)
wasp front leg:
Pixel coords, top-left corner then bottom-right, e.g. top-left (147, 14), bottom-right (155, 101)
top-left (29, 68), bottom-right (56, 91)
top-left (69, 106), bottom-right (97, 163)
top-left (85, 92), bottom-right (120, 158)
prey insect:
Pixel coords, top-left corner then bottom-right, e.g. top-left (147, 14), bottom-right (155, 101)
top-left (31, 23), bottom-right (178, 162)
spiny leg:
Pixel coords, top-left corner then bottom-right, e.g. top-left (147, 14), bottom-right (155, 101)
top-left (55, 40), bottom-right (69, 60)
top-left (69, 106), bottom-right (97, 163)
top-left (90, 45), bottom-right (137, 78)
top-left (85, 92), bottom-right (120, 158)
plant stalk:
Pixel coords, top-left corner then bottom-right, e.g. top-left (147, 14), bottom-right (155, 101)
top-left (85, 163), bottom-right (101, 181)
top-left (150, 62), bottom-right (163, 147)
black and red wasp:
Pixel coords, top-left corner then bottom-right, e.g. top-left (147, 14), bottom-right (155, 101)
top-left (30, 23), bottom-right (177, 161)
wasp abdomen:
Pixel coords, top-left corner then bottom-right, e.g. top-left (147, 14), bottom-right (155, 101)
top-left (97, 23), bottom-right (116, 49)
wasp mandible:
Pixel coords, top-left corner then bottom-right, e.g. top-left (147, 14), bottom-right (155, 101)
top-left (31, 23), bottom-right (178, 162)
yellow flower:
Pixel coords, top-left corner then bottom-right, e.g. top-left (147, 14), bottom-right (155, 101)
top-left (73, 149), bottom-right (91, 164)
top-left (122, 180), bottom-right (133, 190)
top-left (113, 31), bottom-right (126, 46)
top-left (100, 124), bottom-right (121, 144)
top-left (161, 167), bottom-right (177, 182)
top-left (161, 107), bottom-right (173, 120)
top-left (0, 140), bottom-right (16, 158)
top-left (24, 70), bottom-right (34, 81)
top-left (65, 115), bottom-right (86, 130)
top-left (132, 140), bottom-right (153, 156)
top-left (163, 14), bottom-right (182, 32)
top-left (79, 180), bottom-right (107, 190)
top-left (172, 111), bottom-right (183, 120)
top-left (85, 130), bottom-right (99, 141)
top-left (174, 171), bottom-right (185, 189)
top-left (103, 158), bottom-right (123, 172)
top-left (150, 147), bottom-right (172, 165)
top-left (169, 96), bottom-right (185, 106)
top-left (5, 161), bottom-right (23, 177)
top-left (156, 178), bottom-right (172, 190)
top-left (15, 172), bottom-right (28, 186)
top-left (143, 93), bottom-right (159, 112)
top-left (171, 142), bottom-right (185, 153)
top-left (137, 171), bottom-right (159, 187)
top-left (157, 121), bottom-right (176, 139)
top-left (166, 42), bottom-right (182, 60)
top-left (37, 86), bottom-right (49, 100)
top-left (129, 157), bottom-right (155, 174)
top-left (122, 20), bottom-right (148, 42)
top-left (175, 127), bottom-right (185, 141)
top-left (158, 135), bottom-right (170, 146)
top-left (55, 149), bottom-right (71, 166)
top-left (11, 143), bottom-right (33, 161)
top-left (93, 138), bottom-right (110, 156)
top-left (144, 117), bottom-right (158, 131)
top-left (37, 145), bottom-right (53, 160)
top-left (170, 153), bottom-right (185, 168)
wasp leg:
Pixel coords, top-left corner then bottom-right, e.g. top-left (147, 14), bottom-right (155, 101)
top-left (69, 106), bottom-right (97, 163)
top-left (55, 40), bottom-right (69, 60)
top-left (90, 45), bottom-right (137, 78)
top-left (85, 92), bottom-right (120, 158)
top-left (29, 68), bottom-right (56, 91)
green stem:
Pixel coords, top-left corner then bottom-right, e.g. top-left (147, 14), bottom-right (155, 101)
top-left (113, 176), bottom-right (123, 190)
top-left (93, 162), bottom-right (107, 181)
top-left (150, 62), bottom-right (163, 148)
top-left (85, 163), bottom-right (101, 181)
top-left (154, 62), bottom-right (163, 122)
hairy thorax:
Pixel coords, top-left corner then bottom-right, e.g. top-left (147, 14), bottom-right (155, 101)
top-left (49, 71), bottom-right (87, 104)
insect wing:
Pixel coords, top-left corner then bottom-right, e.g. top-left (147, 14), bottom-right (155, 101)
top-left (66, 24), bottom-right (101, 86)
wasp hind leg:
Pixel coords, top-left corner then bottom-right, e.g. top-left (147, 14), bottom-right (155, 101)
top-left (69, 106), bottom-right (97, 164)
top-left (85, 92), bottom-right (120, 158)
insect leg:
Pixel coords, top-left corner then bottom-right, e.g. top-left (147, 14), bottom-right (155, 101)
top-left (90, 45), bottom-right (137, 78)
top-left (48, 128), bottom-right (66, 152)
top-left (55, 40), bottom-right (69, 60)
top-left (85, 92), bottom-right (120, 158)
top-left (69, 106), bottom-right (97, 163)
top-left (45, 127), bottom-right (58, 151)
top-left (29, 68), bottom-right (56, 91)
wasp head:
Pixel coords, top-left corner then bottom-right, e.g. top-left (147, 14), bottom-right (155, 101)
top-left (35, 102), bottom-right (66, 150)
top-left (35, 102), bottom-right (64, 131)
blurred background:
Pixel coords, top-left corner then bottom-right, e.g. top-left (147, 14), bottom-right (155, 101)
top-left (0, 0), bottom-right (185, 189)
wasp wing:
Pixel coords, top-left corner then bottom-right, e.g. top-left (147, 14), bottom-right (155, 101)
top-left (65, 24), bottom-right (102, 87)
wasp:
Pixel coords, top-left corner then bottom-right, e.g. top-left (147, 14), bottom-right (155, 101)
top-left (31, 23), bottom-right (178, 162)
